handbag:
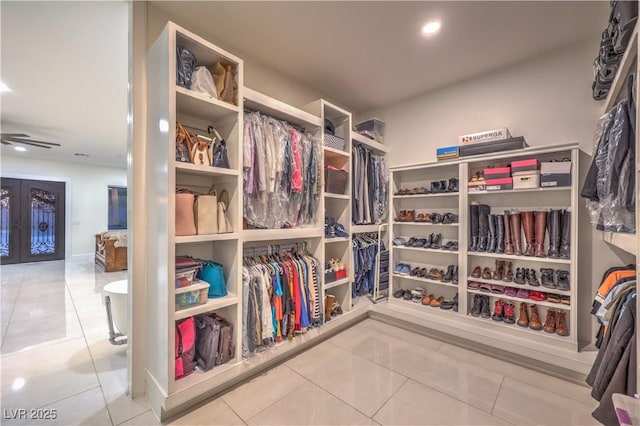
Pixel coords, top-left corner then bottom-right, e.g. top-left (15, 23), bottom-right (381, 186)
top-left (176, 46), bottom-right (197, 89)
top-left (209, 126), bottom-right (230, 168)
top-left (211, 61), bottom-right (237, 105)
top-left (175, 317), bottom-right (196, 379)
top-left (191, 66), bottom-right (217, 99)
top-left (194, 187), bottom-right (217, 234)
top-left (176, 123), bottom-right (194, 163)
top-left (198, 260), bottom-right (227, 298)
top-left (217, 189), bottom-right (233, 233)
top-left (190, 135), bottom-right (213, 167)
top-left (175, 188), bottom-right (196, 236)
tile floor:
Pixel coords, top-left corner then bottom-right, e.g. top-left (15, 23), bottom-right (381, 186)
top-left (1, 260), bottom-right (600, 425)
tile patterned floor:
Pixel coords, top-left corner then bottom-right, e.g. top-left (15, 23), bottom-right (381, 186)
top-left (1, 261), bottom-right (600, 425)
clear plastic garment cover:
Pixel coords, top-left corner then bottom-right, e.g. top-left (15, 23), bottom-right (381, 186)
top-left (243, 111), bottom-right (322, 229)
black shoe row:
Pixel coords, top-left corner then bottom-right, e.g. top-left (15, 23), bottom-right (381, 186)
top-left (394, 178), bottom-right (459, 195)
top-left (393, 234), bottom-right (458, 251)
top-left (469, 205), bottom-right (570, 259)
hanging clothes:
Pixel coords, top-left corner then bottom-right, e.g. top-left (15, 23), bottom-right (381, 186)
top-left (243, 111), bottom-right (321, 229)
top-left (586, 264), bottom-right (637, 425)
top-left (352, 233), bottom-right (385, 297)
top-left (352, 144), bottom-right (389, 225)
top-left (242, 247), bottom-right (322, 358)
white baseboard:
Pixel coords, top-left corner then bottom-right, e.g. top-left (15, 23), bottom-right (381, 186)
top-left (68, 253), bottom-right (94, 264)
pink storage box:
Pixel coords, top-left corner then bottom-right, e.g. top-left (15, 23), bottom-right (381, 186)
top-left (484, 167), bottom-right (511, 179)
top-left (511, 159), bottom-right (540, 173)
top-left (485, 177), bottom-right (513, 191)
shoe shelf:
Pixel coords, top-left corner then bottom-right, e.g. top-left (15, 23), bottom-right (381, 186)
top-left (468, 187), bottom-right (570, 196)
top-left (393, 192), bottom-right (459, 199)
top-left (467, 289), bottom-right (570, 311)
top-left (466, 276), bottom-right (571, 296)
top-left (394, 246), bottom-right (458, 255)
top-left (392, 221), bottom-right (459, 227)
top-left (325, 237), bottom-right (350, 243)
top-left (468, 251), bottom-right (571, 265)
top-left (324, 192), bottom-right (350, 200)
top-left (325, 277), bottom-right (351, 290)
top-left (392, 273), bottom-right (459, 289)
top-left (466, 314), bottom-right (571, 343)
top-left (391, 297), bottom-right (458, 314)
top-left (174, 292), bottom-right (240, 321)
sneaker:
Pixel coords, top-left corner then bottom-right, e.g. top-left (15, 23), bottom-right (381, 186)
top-left (394, 263), bottom-right (406, 275)
top-left (392, 238), bottom-right (407, 246)
top-left (400, 264), bottom-right (411, 275)
top-left (492, 299), bottom-right (504, 321)
top-left (503, 302), bottom-right (516, 324)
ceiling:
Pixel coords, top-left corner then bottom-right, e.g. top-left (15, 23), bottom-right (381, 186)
top-left (0, 1), bottom-right (128, 168)
top-left (153, 1), bottom-right (608, 112)
top-left (1, 1), bottom-right (607, 168)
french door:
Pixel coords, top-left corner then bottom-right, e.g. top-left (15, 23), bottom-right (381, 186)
top-left (0, 178), bottom-right (66, 264)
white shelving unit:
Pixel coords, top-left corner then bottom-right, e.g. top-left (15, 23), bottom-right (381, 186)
top-left (388, 144), bottom-right (580, 353)
top-left (145, 22), bottom-right (245, 416)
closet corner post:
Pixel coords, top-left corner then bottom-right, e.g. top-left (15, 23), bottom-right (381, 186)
top-left (458, 162), bottom-right (469, 316)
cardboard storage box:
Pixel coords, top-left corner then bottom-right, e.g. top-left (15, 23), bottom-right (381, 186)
top-left (513, 171), bottom-right (540, 189)
top-left (484, 167), bottom-right (511, 179)
top-left (541, 161), bottom-right (572, 187)
top-left (485, 177), bottom-right (513, 191)
top-left (437, 146), bottom-right (459, 160)
top-left (511, 158), bottom-right (540, 173)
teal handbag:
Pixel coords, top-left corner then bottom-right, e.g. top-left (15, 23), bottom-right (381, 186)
top-left (198, 261), bottom-right (227, 298)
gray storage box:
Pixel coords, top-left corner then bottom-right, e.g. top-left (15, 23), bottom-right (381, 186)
top-left (459, 136), bottom-right (528, 157)
top-left (540, 161), bottom-right (572, 187)
top-left (324, 134), bottom-right (346, 151)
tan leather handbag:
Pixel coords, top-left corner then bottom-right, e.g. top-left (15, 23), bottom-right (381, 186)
top-left (175, 188), bottom-right (196, 236)
top-left (194, 187), bottom-right (217, 235)
top-left (217, 189), bottom-right (233, 233)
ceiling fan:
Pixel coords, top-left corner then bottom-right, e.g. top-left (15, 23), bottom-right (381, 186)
top-left (0, 133), bottom-right (61, 149)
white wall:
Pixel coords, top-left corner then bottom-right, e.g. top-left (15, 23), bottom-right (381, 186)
top-left (362, 38), bottom-right (635, 347)
top-left (2, 155), bottom-right (127, 259)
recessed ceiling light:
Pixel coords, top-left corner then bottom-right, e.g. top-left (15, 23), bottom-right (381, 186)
top-left (74, 153), bottom-right (90, 157)
top-left (14, 146), bottom-right (26, 152)
top-left (422, 20), bottom-right (441, 36)
top-left (0, 81), bottom-right (11, 92)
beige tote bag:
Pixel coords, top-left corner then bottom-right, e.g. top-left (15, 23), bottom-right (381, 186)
top-left (194, 188), bottom-right (217, 235)
top-left (175, 188), bottom-right (196, 236)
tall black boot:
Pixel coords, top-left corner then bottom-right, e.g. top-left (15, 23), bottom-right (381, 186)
top-left (495, 214), bottom-right (505, 253)
top-left (547, 209), bottom-right (561, 258)
top-left (558, 210), bottom-right (571, 259)
top-left (487, 214), bottom-right (497, 253)
top-left (469, 204), bottom-right (480, 251)
top-left (478, 204), bottom-right (491, 252)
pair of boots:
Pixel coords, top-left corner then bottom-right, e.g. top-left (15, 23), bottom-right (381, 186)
top-left (513, 302), bottom-right (542, 330)
top-left (324, 295), bottom-right (342, 321)
top-left (469, 205), bottom-right (505, 253)
top-left (542, 309), bottom-right (569, 336)
top-left (470, 206), bottom-right (571, 259)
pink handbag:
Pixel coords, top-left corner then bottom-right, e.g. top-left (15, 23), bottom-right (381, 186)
top-left (175, 188), bottom-right (196, 236)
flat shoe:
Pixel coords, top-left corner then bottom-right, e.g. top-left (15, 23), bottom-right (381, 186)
top-left (440, 300), bottom-right (455, 310)
top-left (411, 294), bottom-right (422, 303)
top-left (393, 289), bottom-right (405, 298)
top-left (421, 294), bottom-right (434, 305)
top-left (430, 296), bottom-right (445, 307)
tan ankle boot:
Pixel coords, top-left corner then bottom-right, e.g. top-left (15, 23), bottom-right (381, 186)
top-left (529, 305), bottom-right (542, 330)
top-left (556, 311), bottom-right (569, 336)
top-left (543, 309), bottom-right (556, 333)
top-left (493, 260), bottom-right (503, 280)
top-left (517, 302), bottom-right (529, 327)
top-left (325, 295), bottom-right (335, 321)
top-left (502, 261), bottom-right (513, 282)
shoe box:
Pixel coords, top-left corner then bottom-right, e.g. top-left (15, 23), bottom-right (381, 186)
top-left (459, 136), bottom-right (528, 157)
top-left (513, 171), bottom-right (540, 189)
top-left (484, 166), bottom-right (511, 179)
top-left (511, 158), bottom-right (540, 173)
top-left (485, 177), bottom-right (513, 191)
top-left (436, 145), bottom-right (459, 161)
top-left (540, 161), bottom-right (572, 187)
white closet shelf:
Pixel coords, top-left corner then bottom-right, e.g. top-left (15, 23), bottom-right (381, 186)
top-left (466, 276), bottom-right (571, 296)
top-left (392, 222), bottom-right (458, 227)
top-left (466, 314), bottom-right (571, 342)
top-left (325, 277), bottom-right (351, 290)
top-left (175, 85), bottom-right (240, 120)
top-left (468, 252), bottom-right (571, 264)
top-left (603, 22), bottom-right (638, 112)
top-left (175, 233), bottom-right (239, 244)
top-left (392, 273), bottom-right (459, 289)
top-left (468, 187), bottom-right (570, 196)
top-left (243, 87), bottom-right (322, 129)
top-left (352, 224), bottom-right (386, 233)
top-left (467, 289), bottom-right (570, 311)
top-left (174, 292), bottom-right (239, 321)
top-left (393, 192), bottom-right (459, 199)
top-left (242, 227), bottom-right (323, 242)
top-left (322, 146), bottom-right (351, 158)
top-left (352, 132), bottom-right (389, 153)
top-left (173, 360), bottom-right (241, 393)
top-left (174, 161), bottom-right (240, 177)
top-left (324, 192), bottom-right (350, 200)
top-left (325, 237), bottom-right (350, 243)
top-left (602, 231), bottom-right (637, 255)
top-left (389, 298), bottom-right (458, 316)
top-left (394, 246), bottom-right (458, 255)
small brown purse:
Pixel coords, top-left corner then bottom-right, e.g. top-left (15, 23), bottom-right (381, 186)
top-left (176, 123), bottom-right (195, 163)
